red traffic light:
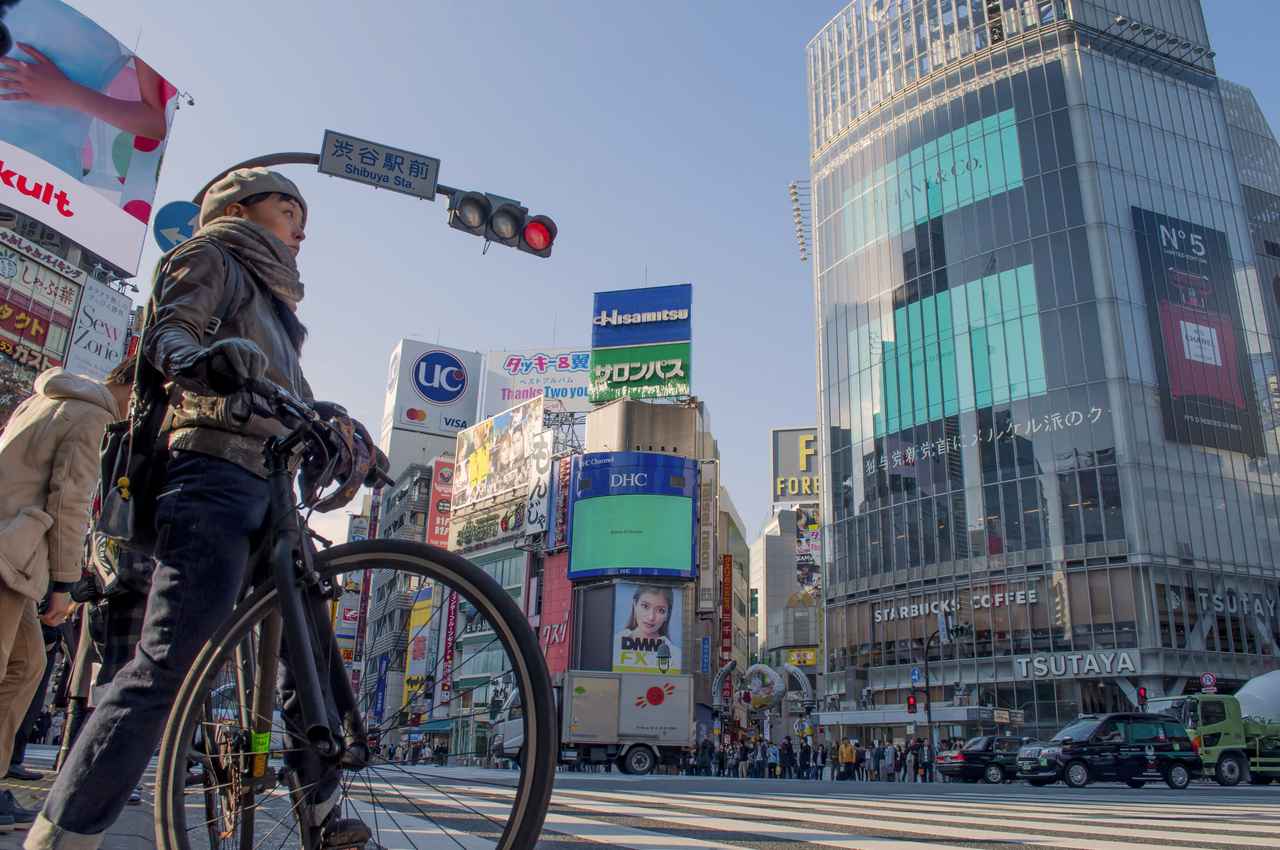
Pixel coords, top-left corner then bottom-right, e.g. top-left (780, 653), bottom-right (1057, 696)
top-left (1137, 686), bottom-right (1148, 706)
top-left (519, 215), bottom-right (557, 258)
top-left (906, 694), bottom-right (918, 714)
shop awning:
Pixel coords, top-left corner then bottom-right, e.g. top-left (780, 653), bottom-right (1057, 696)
top-left (420, 719), bottom-right (453, 732)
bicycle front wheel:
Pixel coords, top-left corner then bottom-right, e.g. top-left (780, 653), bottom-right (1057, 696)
top-left (154, 539), bottom-right (557, 850)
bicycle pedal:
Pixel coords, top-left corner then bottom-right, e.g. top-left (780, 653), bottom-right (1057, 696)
top-left (319, 817), bottom-right (371, 849)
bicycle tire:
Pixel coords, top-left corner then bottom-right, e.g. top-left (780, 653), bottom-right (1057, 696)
top-left (154, 539), bottom-right (557, 850)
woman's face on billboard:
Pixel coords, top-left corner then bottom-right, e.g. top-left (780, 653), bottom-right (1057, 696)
top-left (633, 591), bottom-right (670, 637)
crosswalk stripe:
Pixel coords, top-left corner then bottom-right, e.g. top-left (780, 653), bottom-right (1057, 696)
top-left (550, 786), bottom-right (1270, 849)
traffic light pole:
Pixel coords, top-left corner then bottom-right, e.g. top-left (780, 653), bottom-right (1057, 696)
top-left (922, 629), bottom-right (939, 750)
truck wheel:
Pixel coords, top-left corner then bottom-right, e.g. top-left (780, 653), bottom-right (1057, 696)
top-left (1165, 764), bottom-right (1191, 790)
top-left (1064, 761), bottom-right (1090, 788)
top-left (983, 764), bottom-right (1004, 784)
top-left (623, 746), bottom-right (656, 776)
top-left (1216, 754), bottom-right (1247, 787)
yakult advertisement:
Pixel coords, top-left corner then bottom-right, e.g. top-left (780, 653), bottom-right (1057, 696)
top-left (0, 0), bottom-right (178, 275)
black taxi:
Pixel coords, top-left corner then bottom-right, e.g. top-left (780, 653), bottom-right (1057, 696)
top-left (1018, 712), bottom-right (1202, 789)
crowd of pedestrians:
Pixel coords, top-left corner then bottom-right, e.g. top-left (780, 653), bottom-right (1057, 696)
top-left (677, 734), bottom-right (958, 782)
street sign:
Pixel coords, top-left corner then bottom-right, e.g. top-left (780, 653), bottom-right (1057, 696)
top-left (153, 200), bottom-right (200, 252)
top-left (319, 130), bottom-right (440, 201)
top-left (993, 708), bottom-right (1010, 724)
top-left (910, 666), bottom-right (922, 685)
top-left (1009, 709), bottom-right (1025, 724)
top-left (1200, 672), bottom-right (1217, 693)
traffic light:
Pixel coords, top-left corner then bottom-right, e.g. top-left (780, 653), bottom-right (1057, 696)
top-left (447, 189), bottom-right (557, 257)
top-left (906, 693), bottom-right (918, 714)
top-left (1137, 686), bottom-right (1148, 709)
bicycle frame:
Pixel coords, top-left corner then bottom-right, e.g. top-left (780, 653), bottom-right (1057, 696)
top-left (244, 423), bottom-right (369, 787)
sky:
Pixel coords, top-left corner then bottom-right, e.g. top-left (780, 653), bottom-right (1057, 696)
top-left (67, 0), bottom-right (1279, 544)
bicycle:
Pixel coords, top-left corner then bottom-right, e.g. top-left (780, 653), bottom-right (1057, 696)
top-left (150, 380), bottom-right (557, 850)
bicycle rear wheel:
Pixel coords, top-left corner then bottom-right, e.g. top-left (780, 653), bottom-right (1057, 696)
top-left (154, 540), bottom-right (557, 850)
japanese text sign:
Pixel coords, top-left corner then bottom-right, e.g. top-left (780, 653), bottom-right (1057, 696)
top-left (588, 341), bottom-right (691, 403)
top-left (319, 130), bottom-right (439, 201)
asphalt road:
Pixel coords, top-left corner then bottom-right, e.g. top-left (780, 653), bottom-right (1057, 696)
top-left (3, 746), bottom-right (1276, 849)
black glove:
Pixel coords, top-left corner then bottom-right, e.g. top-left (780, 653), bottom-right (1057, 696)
top-left (184, 338), bottom-right (268, 395)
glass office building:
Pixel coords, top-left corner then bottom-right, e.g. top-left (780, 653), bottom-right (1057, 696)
top-left (808, 0), bottom-right (1280, 740)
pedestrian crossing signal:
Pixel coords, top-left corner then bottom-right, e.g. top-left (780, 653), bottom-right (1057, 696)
top-left (906, 694), bottom-right (918, 714)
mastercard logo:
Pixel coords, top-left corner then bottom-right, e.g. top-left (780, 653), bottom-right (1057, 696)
top-left (405, 408), bottom-right (427, 422)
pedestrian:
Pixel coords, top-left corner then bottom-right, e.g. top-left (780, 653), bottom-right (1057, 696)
top-left (7, 621), bottom-right (62, 781)
top-left (838, 737), bottom-right (854, 780)
top-left (853, 740), bottom-right (864, 781)
top-left (737, 741), bottom-right (750, 778)
top-left (881, 741), bottom-right (894, 781)
top-left (767, 741), bottom-right (780, 778)
top-left (813, 743), bottom-right (826, 780)
top-left (0, 364), bottom-right (132, 831)
top-left (30, 169), bottom-right (380, 849)
top-left (867, 740), bottom-right (878, 781)
top-left (922, 738), bottom-right (935, 783)
top-left (906, 740), bottom-right (918, 782)
top-left (779, 736), bottom-right (794, 779)
top-left (798, 738), bottom-right (812, 780)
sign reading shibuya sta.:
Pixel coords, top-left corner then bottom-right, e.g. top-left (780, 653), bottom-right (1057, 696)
top-left (589, 284), bottom-right (692, 403)
top-left (319, 130), bottom-right (440, 200)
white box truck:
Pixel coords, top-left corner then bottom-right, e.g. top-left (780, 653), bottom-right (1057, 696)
top-left (491, 670), bottom-right (695, 775)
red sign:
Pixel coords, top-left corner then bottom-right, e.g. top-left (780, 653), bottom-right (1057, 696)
top-left (0, 338), bottom-right (59, 371)
top-left (536, 552), bottom-right (573, 676)
top-left (426, 458), bottom-right (454, 548)
top-left (0, 296), bottom-right (50, 347)
top-left (440, 590), bottom-right (459, 693)
top-left (721, 554), bottom-right (734, 702)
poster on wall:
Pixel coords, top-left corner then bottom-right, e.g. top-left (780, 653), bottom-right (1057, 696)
top-left (1132, 207), bottom-right (1264, 456)
top-left (612, 581), bottom-right (683, 675)
top-left (63, 276), bottom-right (131, 379)
top-left (0, 1), bottom-right (179, 275)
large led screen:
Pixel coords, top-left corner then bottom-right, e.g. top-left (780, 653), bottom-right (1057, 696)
top-left (567, 452), bottom-right (697, 581)
top-left (1133, 207), bottom-right (1264, 456)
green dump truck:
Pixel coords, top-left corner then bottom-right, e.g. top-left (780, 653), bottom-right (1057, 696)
top-left (1147, 692), bottom-right (1280, 786)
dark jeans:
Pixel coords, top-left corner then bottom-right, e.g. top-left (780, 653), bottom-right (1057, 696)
top-left (40, 452), bottom-right (338, 841)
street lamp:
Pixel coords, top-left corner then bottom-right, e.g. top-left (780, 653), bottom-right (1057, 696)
top-left (917, 622), bottom-right (972, 749)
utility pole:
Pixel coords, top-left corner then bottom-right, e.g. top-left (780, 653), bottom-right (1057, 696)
top-left (917, 622), bottom-right (971, 750)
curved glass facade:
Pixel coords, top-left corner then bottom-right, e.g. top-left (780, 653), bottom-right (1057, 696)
top-left (809, 0), bottom-right (1280, 738)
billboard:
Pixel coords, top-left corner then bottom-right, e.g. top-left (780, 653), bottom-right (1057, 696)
top-left (792, 504), bottom-right (822, 605)
top-left (63, 276), bottom-right (130, 379)
top-left (544, 454), bottom-right (576, 552)
top-left (425, 458), bottom-right (453, 548)
top-left (591, 284), bottom-right (692, 349)
top-left (587, 341), bottom-right (691, 403)
top-left (402, 585), bottom-right (434, 713)
top-left (0, 1), bottom-right (178, 275)
top-left (482, 347), bottom-right (591, 416)
top-left (383, 339), bottom-right (483, 442)
top-left (452, 396), bottom-right (545, 511)
top-left (1132, 207), bottom-right (1264, 456)
top-left (771, 427), bottom-right (820, 504)
top-left (612, 581), bottom-right (683, 675)
top-left (568, 452), bottom-right (698, 581)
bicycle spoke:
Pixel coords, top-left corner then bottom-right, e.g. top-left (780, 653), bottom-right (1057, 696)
top-left (367, 760), bottom-right (506, 833)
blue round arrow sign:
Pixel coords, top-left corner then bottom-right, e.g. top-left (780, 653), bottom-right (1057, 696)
top-left (153, 201), bottom-right (200, 252)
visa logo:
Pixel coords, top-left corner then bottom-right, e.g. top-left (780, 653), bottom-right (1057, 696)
top-left (442, 417), bottom-right (469, 429)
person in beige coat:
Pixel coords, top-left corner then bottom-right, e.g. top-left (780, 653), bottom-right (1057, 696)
top-left (0, 365), bottom-right (131, 827)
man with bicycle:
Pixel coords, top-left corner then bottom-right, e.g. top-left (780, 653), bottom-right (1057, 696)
top-left (28, 168), bottom-right (370, 850)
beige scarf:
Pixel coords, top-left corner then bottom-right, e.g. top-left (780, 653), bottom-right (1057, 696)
top-left (197, 217), bottom-right (305, 311)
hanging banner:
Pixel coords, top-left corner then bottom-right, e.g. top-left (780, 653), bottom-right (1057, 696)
top-left (425, 458), bottom-right (453, 548)
top-left (440, 590), bottom-right (459, 693)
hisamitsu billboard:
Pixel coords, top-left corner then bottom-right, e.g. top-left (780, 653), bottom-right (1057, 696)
top-left (591, 283), bottom-right (692, 349)
top-left (568, 452), bottom-right (698, 581)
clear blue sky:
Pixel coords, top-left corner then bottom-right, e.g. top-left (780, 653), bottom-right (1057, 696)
top-left (74, 0), bottom-right (1278, 543)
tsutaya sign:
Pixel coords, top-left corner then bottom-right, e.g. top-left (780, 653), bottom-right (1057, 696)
top-left (1015, 651), bottom-right (1138, 680)
top-left (873, 588), bottom-right (1040, 623)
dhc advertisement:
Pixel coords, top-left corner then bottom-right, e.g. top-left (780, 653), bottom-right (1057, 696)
top-left (591, 283), bottom-right (692, 349)
top-left (568, 452), bottom-right (698, 581)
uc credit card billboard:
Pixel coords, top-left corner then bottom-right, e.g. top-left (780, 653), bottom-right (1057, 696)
top-left (383, 339), bottom-right (483, 440)
top-left (568, 452), bottom-right (698, 581)
top-left (0, 1), bottom-right (179, 275)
